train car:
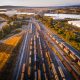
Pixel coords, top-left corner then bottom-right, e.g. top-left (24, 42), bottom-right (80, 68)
top-left (21, 64), bottom-right (25, 80)
top-left (77, 60), bottom-right (80, 66)
top-left (58, 66), bottom-right (65, 79)
top-left (59, 42), bottom-right (79, 63)
top-left (34, 71), bottom-right (37, 80)
top-left (46, 52), bottom-right (49, 58)
top-left (50, 35), bottom-right (52, 38)
top-left (59, 42), bottom-right (70, 55)
top-left (62, 42), bottom-right (80, 60)
top-left (62, 61), bottom-right (72, 72)
top-left (62, 42), bottom-right (71, 54)
top-left (53, 36), bottom-right (57, 41)
top-left (37, 23), bottom-right (41, 31)
top-left (51, 63), bottom-right (55, 71)
top-left (69, 53), bottom-right (78, 62)
top-left (44, 73), bottom-right (48, 80)
top-left (22, 64), bottom-right (26, 73)
top-left (30, 40), bottom-right (32, 45)
top-left (47, 60), bottom-right (51, 67)
top-left (30, 51), bottom-right (32, 56)
top-left (63, 60), bottom-right (80, 80)
top-left (34, 62), bottom-right (37, 71)
top-left (55, 75), bottom-right (59, 80)
top-left (28, 65), bottom-right (31, 77)
top-left (30, 45), bottom-right (32, 50)
top-left (30, 24), bottom-right (32, 34)
top-left (52, 37), bottom-right (55, 40)
top-left (55, 39), bottom-right (63, 44)
top-left (43, 63), bottom-right (46, 73)
top-left (51, 63), bottom-right (57, 75)
top-left (46, 52), bottom-right (51, 64)
top-left (29, 57), bottom-right (31, 64)
top-left (71, 70), bottom-right (80, 80)
top-left (20, 73), bottom-right (24, 80)
top-left (70, 50), bottom-right (80, 58)
top-left (56, 40), bottom-right (59, 44)
top-left (45, 52), bottom-right (51, 67)
top-left (63, 78), bottom-right (66, 80)
top-left (49, 57), bottom-right (53, 63)
top-left (59, 43), bottom-right (64, 49)
top-left (63, 48), bottom-right (70, 54)
top-left (38, 69), bottom-right (41, 80)
top-left (46, 55), bottom-right (51, 67)
top-left (46, 52), bottom-right (51, 59)
top-left (34, 54), bottom-right (37, 62)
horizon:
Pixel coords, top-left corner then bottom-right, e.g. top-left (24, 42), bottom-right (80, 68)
top-left (0, 4), bottom-right (80, 6)
top-left (0, 4), bottom-right (80, 7)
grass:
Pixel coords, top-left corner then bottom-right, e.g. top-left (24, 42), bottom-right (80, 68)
top-left (0, 33), bottom-right (23, 80)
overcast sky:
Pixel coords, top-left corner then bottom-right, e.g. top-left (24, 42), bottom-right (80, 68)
top-left (0, 0), bottom-right (80, 6)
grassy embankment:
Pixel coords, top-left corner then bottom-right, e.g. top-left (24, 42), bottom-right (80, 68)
top-left (0, 33), bottom-right (23, 80)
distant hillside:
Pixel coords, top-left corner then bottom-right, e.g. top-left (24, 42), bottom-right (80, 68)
top-left (47, 5), bottom-right (80, 9)
top-left (0, 5), bottom-right (28, 9)
top-left (0, 5), bottom-right (80, 9)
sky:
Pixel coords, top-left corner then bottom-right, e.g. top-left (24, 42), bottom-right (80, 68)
top-left (0, 0), bottom-right (80, 6)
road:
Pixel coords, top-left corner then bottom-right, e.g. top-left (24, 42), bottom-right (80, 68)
top-left (13, 18), bottom-right (80, 80)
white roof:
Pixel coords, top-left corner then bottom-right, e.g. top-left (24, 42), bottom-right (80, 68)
top-left (68, 21), bottom-right (80, 27)
top-left (44, 13), bottom-right (80, 19)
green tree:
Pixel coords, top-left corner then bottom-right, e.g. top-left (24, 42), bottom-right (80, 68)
top-left (58, 29), bottom-right (64, 34)
top-left (2, 25), bottom-right (11, 35)
top-left (0, 30), bottom-right (3, 39)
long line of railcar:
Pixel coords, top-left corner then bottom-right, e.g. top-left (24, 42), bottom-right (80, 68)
top-left (48, 33), bottom-right (80, 66)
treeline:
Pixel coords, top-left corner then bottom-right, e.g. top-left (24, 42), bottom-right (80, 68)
top-left (0, 22), bottom-right (22, 39)
top-left (0, 14), bottom-right (30, 39)
top-left (0, 14), bottom-right (31, 22)
top-left (47, 8), bottom-right (80, 14)
top-left (0, 14), bottom-right (17, 24)
top-left (35, 15), bottom-right (80, 51)
top-left (0, 14), bottom-right (11, 20)
top-left (0, 14), bottom-right (19, 21)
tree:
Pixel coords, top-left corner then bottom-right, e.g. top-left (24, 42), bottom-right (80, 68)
top-left (58, 29), bottom-right (64, 34)
top-left (2, 25), bottom-right (11, 36)
top-left (65, 32), bottom-right (71, 40)
top-left (65, 31), bottom-right (76, 41)
top-left (0, 30), bottom-right (3, 39)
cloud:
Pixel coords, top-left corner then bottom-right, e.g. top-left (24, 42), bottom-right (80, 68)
top-left (0, 0), bottom-right (80, 6)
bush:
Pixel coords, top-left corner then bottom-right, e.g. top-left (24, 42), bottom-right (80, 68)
top-left (2, 25), bottom-right (11, 36)
top-left (0, 30), bottom-right (3, 39)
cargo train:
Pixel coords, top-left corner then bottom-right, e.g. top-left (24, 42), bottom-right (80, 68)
top-left (49, 33), bottom-right (80, 66)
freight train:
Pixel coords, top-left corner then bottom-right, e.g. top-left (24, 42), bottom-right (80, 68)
top-left (49, 33), bottom-right (80, 66)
